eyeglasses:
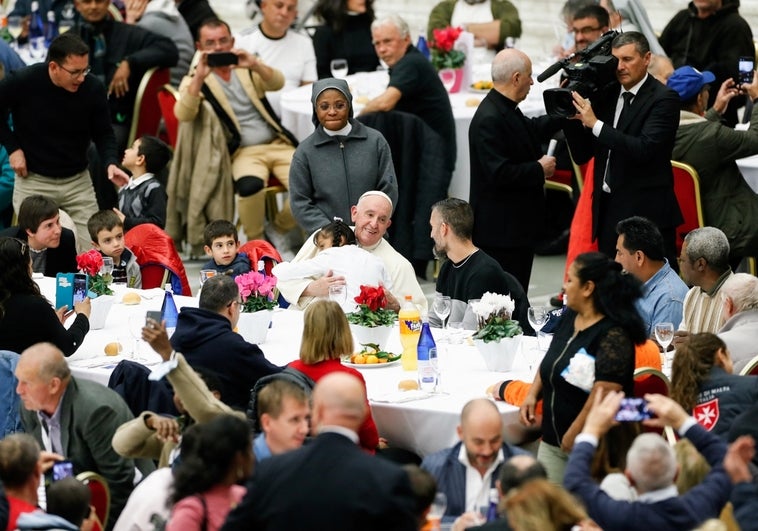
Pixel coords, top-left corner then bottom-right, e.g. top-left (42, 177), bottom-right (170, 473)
top-left (227, 298), bottom-right (243, 308)
top-left (56, 63), bottom-right (91, 78)
top-left (572, 25), bottom-right (602, 36)
top-left (317, 101), bottom-right (349, 112)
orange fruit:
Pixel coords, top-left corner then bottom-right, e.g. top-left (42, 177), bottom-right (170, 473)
top-left (365, 354), bottom-right (379, 364)
top-left (353, 354), bottom-right (366, 364)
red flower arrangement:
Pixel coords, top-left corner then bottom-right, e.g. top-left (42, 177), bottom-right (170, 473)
top-left (430, 26), bottom-right (466, 71)
top-left (76, 249), bottom-right (113, 296)
top-left (347, 285), bottom-right (396, 327)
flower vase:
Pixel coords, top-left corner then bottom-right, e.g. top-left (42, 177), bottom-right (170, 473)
top-left (88, 295), bottom-right (114, 330)
top-left (474, 335), bottom-right (523, 372)
top-left (439, 67), bottom-right (464, 93)
top-left (349, 323), bottom-right (393, 351)
top-left (237, 309), bottom-right (273, 344)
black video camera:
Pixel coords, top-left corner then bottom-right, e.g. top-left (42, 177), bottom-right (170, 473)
top-left (540, 31), bottom-right (620, 118)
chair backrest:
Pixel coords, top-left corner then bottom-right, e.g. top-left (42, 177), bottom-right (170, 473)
top-left (238, 240), bottom-right (283, 275)
top-left (127, 67), bottom-right (171, 148)
top-left (739, 354), bottom-right (758, 376)
top-left (124, 223), bottom-right (192, 295)
top-left (77, 471), bottom-right (111, 531)
top-left (157, 84), bottom-right (179, 148)
top-left (0, 350), bottom-right (22, 437)
top-left (633, 367), bottom-right (671, 397)
top-left (671, 160), bottom-right (705, 256)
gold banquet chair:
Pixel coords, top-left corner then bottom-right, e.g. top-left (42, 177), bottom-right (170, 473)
top-left (671, 160), bottom-right (705, 257)
top-left (127, 67), bottom-right (171, 148)
top-left (76, 471), bottom-right (111, 531)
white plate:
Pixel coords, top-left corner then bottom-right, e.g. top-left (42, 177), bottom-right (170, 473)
top-left (342, 359), bottom-right (401, 369)
top-left (469, 84), bottom-right (492, 94)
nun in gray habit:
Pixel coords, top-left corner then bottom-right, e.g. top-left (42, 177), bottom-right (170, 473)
top-left (288, 77), bottom-right (398, 234)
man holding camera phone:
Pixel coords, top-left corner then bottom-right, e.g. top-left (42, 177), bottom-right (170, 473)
top-left (564, 390), bottom-right (731, 530)
top-left (173, 17), bottom-right (297, 246)
top-left (564, 31), bottom-right (682, 267)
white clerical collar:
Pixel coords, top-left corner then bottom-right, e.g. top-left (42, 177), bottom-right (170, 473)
top-left (322, 123), bottom-right (353, 136)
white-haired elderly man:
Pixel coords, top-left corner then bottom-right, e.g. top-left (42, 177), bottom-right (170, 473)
top-left (673, 227), bottom-right (733, 347)
top-left (564, 391), bottom-right (731, 531)
top-left (718, 273), bottom-right (758, 374)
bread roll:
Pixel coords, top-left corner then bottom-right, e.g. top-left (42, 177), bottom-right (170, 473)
top-left (122, 292), bottom-right (141, 305)
top-left (104, 342), bottom-right (122, 356)
top-left (398, 379), bottom-right (419, 391)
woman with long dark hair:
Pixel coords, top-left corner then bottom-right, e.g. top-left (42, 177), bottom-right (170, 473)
top-left (312, 0), bottom-right (379, 78)
top-left (167, 415), bottom-right (253, 531)
top-left (0, 236), bottom-right (90, 355)
top-left (670, 332), bottom-right (758, 438)
top-left (520, 252), bottom-right (647, 483)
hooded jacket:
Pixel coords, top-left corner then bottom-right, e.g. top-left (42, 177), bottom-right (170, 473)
top-left (169, 307), bottom-right (281, 410)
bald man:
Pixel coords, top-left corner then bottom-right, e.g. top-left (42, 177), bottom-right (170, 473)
top-left (469, 48), bottom-right (563, 290)
top-left (421, 398), bottom-right (528, 520)
top-left (15, 343), bottom-right (136, 530)
top-left (276, 190), bottom-right (426, 311)
top-left (221, 373), bottom-right (418, 531)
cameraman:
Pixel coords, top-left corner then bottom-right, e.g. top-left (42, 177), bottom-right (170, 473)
top-left (564, 31), bottom-right (681, 267)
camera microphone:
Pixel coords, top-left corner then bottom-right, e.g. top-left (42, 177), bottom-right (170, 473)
top-left (537, 59), bottom-right (570, 83)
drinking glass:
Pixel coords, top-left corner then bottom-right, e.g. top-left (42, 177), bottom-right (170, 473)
top-left (526, 306), bottom-right (550, 371)
top-left (426, 492), bottom-right (447, 529)
top-left (7, 16), bottom-right (23, 47)
top-left (100, 256), bottom-right (114, 283)
top-left (438, 68), bottom-right (456, 92)
top-left (432, 294), bottom-right (452, 338)
top-left (199, 269), bottom-right (216, 286)
top-left (328, 284), bottom-right (347, 307)
top-left (330, 58), bottom-right (348, 79)
top-left (128, 313), bottom-right (147, 362)
top-left (655, 322), bottom-right (675, 372)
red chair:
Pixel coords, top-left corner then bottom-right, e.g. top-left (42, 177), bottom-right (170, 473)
top-left (634, 367), bottom-right (677, 444)
top-left (76, 471), bottom-right (110, 531)
top-left (739, 355), bottom-right (758, 376)
top-left (124, 224), bottom-right (192, 295)
top-left (239, 240), bottom-right (283, 275)
top-left (671, 160), bottom-right (705, 256)
top-left (127, 67), bottom-right (171, 147)
top-left (157, 84), bottom-right (179, 148)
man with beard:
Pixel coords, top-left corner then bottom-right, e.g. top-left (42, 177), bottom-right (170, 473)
top-left (428, 198), bottom-right (532, 333)
top-left (420, 398), bottom-right (528, 520)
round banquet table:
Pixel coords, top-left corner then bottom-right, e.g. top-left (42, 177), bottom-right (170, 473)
top-left (736, 154), bottom-right (758, 194)
top-left (279, 69), bottom-right (548, 202)
top-left (38, 276), bottom-right (542, 457)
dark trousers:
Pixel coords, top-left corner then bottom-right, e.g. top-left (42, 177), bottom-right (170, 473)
top-left (478, 245), bottom-right (534, 293)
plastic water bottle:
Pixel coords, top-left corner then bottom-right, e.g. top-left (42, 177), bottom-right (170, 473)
top-left (160, 283), bottom-right (178, 336)
top-left (44, 10), bottom-right (58, 47)
top-left (486, 488), bottom-right (499, 522)
top-left (28, 1), bottom-right (45, 57)
top-left (399, 295), bottom-right (421, 371)
top-left (417, 314), bottom-right (436, 391)
top-left (416, 34), bottom-right (430, 60)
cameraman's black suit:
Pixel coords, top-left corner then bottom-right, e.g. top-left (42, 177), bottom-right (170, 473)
top-left (564, 75), bottom-right (682, 262)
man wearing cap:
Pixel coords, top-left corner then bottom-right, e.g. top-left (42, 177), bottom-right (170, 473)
top-left (565, 31), bottom-right (682, 265)
top-left (289, 78), bottom-right (398, 235)
top-left (277, 190), bottom-right (426, 312)
top-left (668, 65), bottom-right (758, 265)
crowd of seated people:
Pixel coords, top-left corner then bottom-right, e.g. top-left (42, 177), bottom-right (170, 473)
top-left (2, 1), bottom-right (758, 530)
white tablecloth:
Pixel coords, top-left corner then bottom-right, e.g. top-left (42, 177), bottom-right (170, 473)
top-left (279, 70), bottom-right (548, 203)
top-left (39, 277), bottom-right (539, 457)
top-left (736, 154), bottom-right (758, 193)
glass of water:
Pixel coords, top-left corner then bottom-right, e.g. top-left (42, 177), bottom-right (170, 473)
top-left (330, 58), bottom-right (348, 79)
top-left (654, 322), bottom-right (675, 372)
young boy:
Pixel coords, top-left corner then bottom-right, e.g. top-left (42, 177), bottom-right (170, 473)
top-left (87, 210), bottom-right (142, 288)
top-left (202, 219), bottom-right (251, 277)
top-left (113, 135), bottom-right (172, 230)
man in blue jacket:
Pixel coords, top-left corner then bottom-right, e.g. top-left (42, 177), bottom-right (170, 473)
top-left (564, 390), bottom-right (731, 531)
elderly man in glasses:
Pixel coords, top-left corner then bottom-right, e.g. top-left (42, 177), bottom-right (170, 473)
top-left (0, 33), bottom-right (129, 252)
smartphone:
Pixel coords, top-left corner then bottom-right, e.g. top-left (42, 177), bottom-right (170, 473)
top-left (739, 56), bottom-right (754, 85)
top-left (72, 273), bottom-right (88, 304)
top-left (206, 52), bottom-right (238, 67)
top-left (52, 460), bottom-right (74, 482)
top-left (615, 397), bottom-right (652, 422)
top-left (146, 310), bottom-right (162, 327)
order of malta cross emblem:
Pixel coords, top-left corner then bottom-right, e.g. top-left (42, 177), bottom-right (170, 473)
top-left (693, 398), bottom-right (720, 431)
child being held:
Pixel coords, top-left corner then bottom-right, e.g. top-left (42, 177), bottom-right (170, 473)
top-left (272, 219), bottom-right (392, 311)
top-left (202, 219), bottom-right (251, 278)
top-left (114, 135), bottom-right (172, 230)
top-left (88, 210), bottom-right (142, 287)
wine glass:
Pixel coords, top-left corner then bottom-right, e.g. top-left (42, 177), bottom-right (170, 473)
top-left (199, 269), bottom-right (216, 286)
top-left (438, 68), bottom-right (456, 92)
top-left (654, 322), bottom-right (675, 372)
top-left (432, 294), bottom-right (451, 339)
top-left (330, 58), bottom-right (348, 79)
top-left (328, 284), bottom-right (347, 307)
top-left (527, 306), bottom-right (550, 371)
top-left (7, 16), bottom-right (23, 48)
top-left (426, 492), bottom-right (447, 529)
top-left (100, 256), bottom-right (114, 283)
